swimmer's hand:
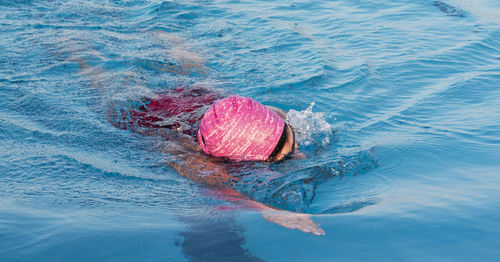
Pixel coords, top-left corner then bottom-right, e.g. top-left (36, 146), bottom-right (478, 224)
top-left (261, 209), bottom-right (325, 236)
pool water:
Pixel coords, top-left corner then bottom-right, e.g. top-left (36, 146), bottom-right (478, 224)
top-left (1, 0), bottom-right (500, 261)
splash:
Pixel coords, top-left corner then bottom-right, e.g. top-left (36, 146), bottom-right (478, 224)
top-left (286, 102), bottom-right (333, 147)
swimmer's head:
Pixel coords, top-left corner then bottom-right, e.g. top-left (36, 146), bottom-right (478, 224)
top-left (197, 95), bottom-right (297, 161)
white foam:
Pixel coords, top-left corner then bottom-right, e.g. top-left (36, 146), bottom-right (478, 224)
top-left (286, 102), bottom-right (333, 146)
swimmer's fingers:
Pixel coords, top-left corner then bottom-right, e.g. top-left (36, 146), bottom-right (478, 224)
top-left (294, 214), bottom-right (325, 236)
top-left (261, 210), bottom-right (325, 236)
top-left (282, 212), bottom-right (325, 236)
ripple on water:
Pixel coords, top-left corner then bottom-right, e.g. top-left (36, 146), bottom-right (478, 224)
top-left (1, 0), bottom-right (500, 260)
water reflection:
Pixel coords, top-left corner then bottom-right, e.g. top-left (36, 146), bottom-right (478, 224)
top-left (177, 211), bottom-right (263, 262)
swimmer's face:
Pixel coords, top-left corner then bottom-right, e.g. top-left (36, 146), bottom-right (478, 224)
top-left (266, 106), bottom-right (305, 162)
top-left (273, 123), bottom-right (299, 161)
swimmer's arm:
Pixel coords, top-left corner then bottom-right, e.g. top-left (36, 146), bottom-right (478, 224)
top-left (168, 155), bottom-right (323, 235)
top-left (163, 138), bottom-right (323, 235)
top-left (161, 139), bottom-right (236, 186)
top-left (217, 188), bottom-right (325, 236)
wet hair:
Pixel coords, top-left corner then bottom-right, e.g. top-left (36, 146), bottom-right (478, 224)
top-left (267, 123), bottom-right (290, 161)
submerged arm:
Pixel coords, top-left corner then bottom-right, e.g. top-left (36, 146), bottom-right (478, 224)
top-left (162, 139), bottom-right (324, 235)
top-left (214, 187), bottom-right (325, 236)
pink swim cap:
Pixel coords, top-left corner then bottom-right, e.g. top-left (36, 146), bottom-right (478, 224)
top-left (197, 95), bottom-right (285, 161)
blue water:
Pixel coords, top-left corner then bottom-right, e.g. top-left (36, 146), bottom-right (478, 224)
top-left (1, 0), bottom-right (500, 261)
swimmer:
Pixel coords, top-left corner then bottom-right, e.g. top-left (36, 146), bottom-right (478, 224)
top-left (109, 87), bottom-right (324, 235)
top-left (68, 34), bottom-right (324, 235)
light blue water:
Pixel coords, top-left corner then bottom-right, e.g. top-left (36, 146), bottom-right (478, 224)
top-left (1, 0), bottom-right (500, 261)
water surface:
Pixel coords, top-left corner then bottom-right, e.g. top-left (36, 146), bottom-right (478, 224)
top-left (1, 0), bottom-right (500, 261)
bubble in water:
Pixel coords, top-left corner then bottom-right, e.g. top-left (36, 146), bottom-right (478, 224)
top-left (286, 102), bottom-right (333, 147)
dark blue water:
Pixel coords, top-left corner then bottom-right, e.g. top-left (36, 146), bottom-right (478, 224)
top-left (1, 0), bottom-right (500, 261)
